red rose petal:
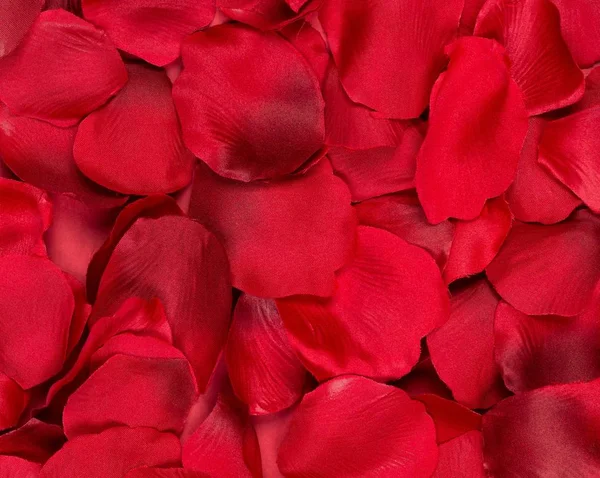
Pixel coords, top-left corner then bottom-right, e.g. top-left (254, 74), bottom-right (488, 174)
top-left (279, 21), bottom-right (329, 86)
top-left (173, 24), bottom-right (324, 182)
top-left (415, 37), bottom-right (528, 224)
top-left (64, 273), bottom-right (91, 355)
top-left (278, 376), bottom-right (438, 477)
top-left (39, 427), bottom-right (181, 478)
top-left (0, 10), bottom-right (127, 126)
top-left (189, 159), bottom-right (355, 298)
top-left (354, 191), bottom-right (454, 269)
top-left (0, 373), bottom-right (27, 431)
top-left (443, 197), bottom-right (512, 284)
top-left (319, 0), bottom-right (462, 119)
top-left (474, 0), bottom-right (584, 115)
top-left (505, 118), bottom-right (581, 224)
top-left (0, 0), bottom-right (43, 58)
top-left (495, 299), bottom-right (600, 392)
top-left (253, 409), bottom-right (293, 478)
top-left (92, 215), bottom-right (231, 390)
top-left (0, 456), bottom-right (41, 477)
top-left (460, 0), bottom-right (486, 34)
top-left (482, 380), bottom-right (600, 477)
top-left (0, 255), bottom-right (74, 389)
top-left (486, 209), bottom-right (600, 316)
top-left (277, 226), bottom-right (448, 382)
top-left (432, 431), bottom-right (485, 478)
top-left (0, 419), bottom-right (65, 463)
top-left (0, 178), bottom-right (51, 257)
top-left (44, 0), bottom-right (82, 15)
top-left (572, 66), bottom-right (600, 113)
top-left (81, 0), bottom-right (215, 66)
top-left (125, 469), bottom-right (209, 478)
top-left (427, 279), bottom-right (506, 409)
top-left (396, 357), bottom-right (452, 399)
top-left (218, 0), bottom-right (320, 31)
top-left (226, 294), bottom-right (307, 415)
top-left (74, 63), bottom-right (194, 195)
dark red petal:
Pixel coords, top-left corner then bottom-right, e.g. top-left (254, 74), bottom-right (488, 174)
top-left (189, 159), bottom-right (355, 298)
top-left (173, 24), bottom-right (324, 182)
top-left (226, 295), bottom-right (307, 415)
top-left (460, 0), bottom-right (486, 34)
top-left (415, 37), bottom-right (528, 224)
top-left (0, 373), bottom-right (27, 431)
top-left (64, 274), bottom-right (90, 355)
top-left (0, 419), bottom-right (65, 463)
top-left (125, 469), bottom-right (209, 478)
top-left (443, 197), bottom-right (512, 284)
top-left (39, 427), bottom-right (181, 478)
top-left (43, 0), bottom-right (82, 15)
top-left (474, 0), bottom-right (584, 115)
top-left (0, 255), bottom-right (74, 389)
top-left (279, 21), bottom-right (329, 86)
top-left (278, 376), bottom-right (438, 477)
top-left (428, 279), bottom-right (506, 409)
top-left (495, 299), bottom-right (600, 392)
top-left (505, 117), bottom-right (581, 224)
top-left (319, 0), bottom-right (462, 119)
top-left (482, 380), bottom-right (600, 477)
top-left (396, 357), bottom-right (453, 399)
top-left (92, 215), bottom-right (231, 390)
top-left (354, 191), bottom-right (454, 269)
top-left (538, 107), bottom-right (600, 213)
top-left (74, 63), bottom-right (194, 195)
top-left (81, 0), bottom-right (215, 66)
top-left (218, 0), bottom-right (320, 31)
top-left (486, 209), bottom-right (600, 316)
top-left (0, 457), bottom-right (41, 477)
top-left (0, 0), bottom-right (43, 58)
top-left (243, 423), bottom-right (263, 478)
top-left (0, 178), bottom-right (51, 257)
top-left (0, 10), bottom-right (127, 126)
top-left (277, 226), bottom-right (448, 381)
top-left (432, 431), bottom-right (485, 478)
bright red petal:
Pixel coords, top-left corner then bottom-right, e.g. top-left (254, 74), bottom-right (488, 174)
top-left (460, 0), bottom-right (486, 34)
top-left (0, 456), bottom-right (41, 477)
top-left (432, 431), bottom-right (485, 478)
top-left (278, 376), bottom-right (438, 477)
top-left (415, 37), bottom-right (528, 224)
top-left (0, 373), bottom-right (27, 431)
top-left (218, 0), bottom-right (320, 30)
top-left (0, 0), bottom-right (43, 58)
top-left (0, 10), bottom-right (127, 126)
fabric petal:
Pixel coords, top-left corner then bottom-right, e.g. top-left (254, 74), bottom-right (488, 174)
top-left (427, 279), bottom-right (506, 409)
top-left (218, 0), bottom-right (320, 30)
top-left (278, 376), bottom-right (438, 477)
top-left (415, 37), bottom-right (528, 224)
top-left (43, 0), bottom-right (82, 14)
top-left (319, 0), bottom-right (463, 119)
top-left (474, 0), bottom-right (584, 115)
top-left (0, 419), bottom-right (65, 463)
top-left (0, 373), bottom-right (27, 431)
top-left (74, 63), bottom-right (194, 195)
top-left (226, 295), bottom-right (307, 415)
top-left (460, 0), bottom-right (486, 34)
top-left (0, 10), bottom-right (127, 126)
top-left (277, 226), bottom-right (449, 382)
top-left (189, 159), bottom-right (355, 298)
top-left (443, 197), bottom-right (512, 284)
top-left (396, 357), bottom-right (453, 399)
top-left (279, 21), bottom-right (329, 86)
top-left (0, 0), bottom-right (43, 58)
top-left (482, 380), bottom-right (600, 477)
top-left (486, 209), bottom-right (600, 316)
top-left (0, 457), bottom-right (41, 477)
top-left (432, 431), bottom-right (485, 478)
top-left (125, 469), bottom-right (209, 478)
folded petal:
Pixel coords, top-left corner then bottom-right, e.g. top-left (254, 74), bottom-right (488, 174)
top-left (460, 0), bottom-right (486, 34)
top-left (415, 37), bottom-right (528, 224)
top-left (0, 0), bottom-right (43, 58)
top-left (0, 457), bottom-right (41, 477)
top-left (443, 197), bottom-right (512, 284)
top-left (173, 24), bottom-right (324, 182)
top-left (189, 160), bottom-right (355, 298)
top-left (396, 357), bottom-right (452, 399)
top-left (319, 0), bottom-right (462, 118)
top-left (0, 373), bottom-right (27, 431)
top-left (432, 431), bottom-right (485, 478)
top-left (486, 209), bottom-right (600, 316)
top-left (474, 0), bottom-right (584, 115)
top-left (428, 279), bottom-right (506, 409)
top-left (277, 226), bottom-right (448, 382)
top-left (505, 117), bottom-right (581, 224)
top-left (226, 295), bottom-right (307, 415)
top-left (40, 427), bottom-right (181, 478)
top-left (483, 380), bottom-right (600, 477)
top-left (218, 0), bottom-right (320, 30)
top-left (81, 0), bottom-right (215, 66)
top-left (0, 419), bottom-right (65, 463)
top-left (0, 10), bottom-right (127, 126)
top-left (278, 376), bottom-right (438, 477)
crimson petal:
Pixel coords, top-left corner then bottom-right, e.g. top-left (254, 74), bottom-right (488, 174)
top-left (0, 457), bottom-right (41, 477)
top-left (218, 0), bottom-right (320, 31)
top-left (0, 373), bottom-right (27, 431)
top-left (432, 431), bottom-right (485, 478)
top-left (125, 469), bottom-right (209, 478)
top-left (0, 419), bottom-right (65, 463)
top-left (0, 0), bottom-right (43, 58)
top-left (279, 21), bottom-right (329, 86)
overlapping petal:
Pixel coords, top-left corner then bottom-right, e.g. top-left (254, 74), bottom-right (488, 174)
top-left (0, 419), bottom-right (65, 463)
top-left (0, 0), bottom-right (43, 58)
top-left (0, 373), bottom-right (27, 431)
top-left (432, 431), bottom-right (485, 478)
top-left (0, 456), bottom-right (41, 477)
top-left (218, 0), bottom-right (320, 30)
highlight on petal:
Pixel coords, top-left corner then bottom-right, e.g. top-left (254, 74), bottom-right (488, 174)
top-left (189, 160), bottom-right (355, 298)
top-left (0, 419), bottom-right (65, 463)
top-left (443, 197), bottom-right (512, 284)
top-left (415, 37), bottom-right (528, 224)
top-left (0, 255), bottom-right (74, 389)
top-left (495, 299), bottom-right (600, 392)
top-left (226, 294), bottom-right (307, 415)
top-left (278, 376), bottom-right (438, 477)
top-left (0, 0), bottom-right (43, 58)
top-left (432, 431), bottom-right (485, 478)
top-left (218, 0), bottom-right (320, 30)
top-left (0, 10), bottom-right (127, 126)
top-left (486, 209), bottom-right (600, 316)
top-left (173, 24), bottom-right (324, 182)
top-left (505, 118), bottom-right (581, 224)
top-left (354, 191), bottom-right (454, 269)
top-left (74, 63), bottom-right (194, 195)
top-left (482, 380), bottom-right (600, 477)
top-left (0, 373), bottom-right (27, 431)
top-left (319, 0), bottom-right (462, 119)
top-left (427, 279), bottom-right (506, 409)
top-left (474, 0), bottom-right (584, 115)
top-left (81, 0), bottom-right (215, 66)
top-left (39, 427), bottom-right (181, 478)
top-left (277, 226), bottom-right (449, 382)
top-left (0, 178), bottom-right (51, 257)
